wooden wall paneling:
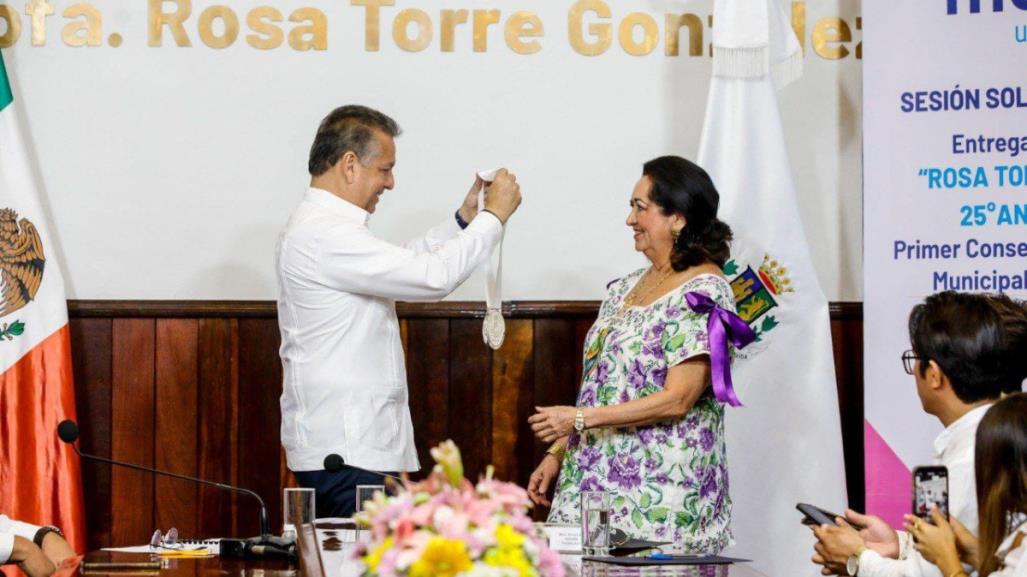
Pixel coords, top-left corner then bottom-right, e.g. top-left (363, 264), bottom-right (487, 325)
top-left (154, 319), bottom-right (199, 536)
top-left (830, 313), bottom-right (865, 512)
top-left (448, 319), bottom-right (492, 481)
top-left (70, 318), bottom-right (113, 551)
top-left (405, 319), bottom-right (450, 476)
top-left (110, 319), bottom-right (156, 546)
top-left (490, 319), bottom-right (534, 484)
top-left (196, 318), bottom-right (236, 538)
top-left (236, 319), bottom-right (283, 537)
top-left (572, 318), bottom-right (593, 397)
top-left (531, 319), bottom-right (578, 518)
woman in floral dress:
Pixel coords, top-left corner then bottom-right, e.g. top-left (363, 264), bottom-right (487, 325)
top-left (526, 156), bottom-right (752, 554)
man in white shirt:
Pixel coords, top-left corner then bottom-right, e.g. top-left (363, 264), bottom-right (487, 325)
top-left (0, 515), bottom-right (75, 577)
top-left (276, 105), bottom-right (522, 517)
top-left (812, 291), bottom-right (1027, 577)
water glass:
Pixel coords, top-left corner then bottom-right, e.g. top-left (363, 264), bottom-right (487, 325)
top-left (283, 487), bottom-right (316, 539)
top-left (355, 484), bottom-right (386, 515)
top-left (580, 491), bottom-right (611, 556)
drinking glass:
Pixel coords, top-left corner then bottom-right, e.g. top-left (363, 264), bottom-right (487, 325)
top-left (283, 487), bottom-right (316, 540)
top-left (355, 484), bottom-right (385, 515)
top-left (580, 491), bottom-right (611, 556)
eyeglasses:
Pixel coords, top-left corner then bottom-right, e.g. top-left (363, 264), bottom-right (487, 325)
top-left (150, 527), bottom-right (179, 550)
top-left (901, 350), bottom-right (920, 375)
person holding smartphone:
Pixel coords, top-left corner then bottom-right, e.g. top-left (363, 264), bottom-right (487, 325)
top-left (906, 393), bottom-right (1027, 577)
top-left (812, 292), bottom-right (1027, 577)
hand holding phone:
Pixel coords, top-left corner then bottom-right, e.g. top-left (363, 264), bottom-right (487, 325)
top-left (912, 466), bottom-right (949, 520)
top-left (797, 503), bottom-right (842, 526)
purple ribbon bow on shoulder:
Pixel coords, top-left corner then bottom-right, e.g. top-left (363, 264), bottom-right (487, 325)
top-left (685, 291), bottom-right (756, 407)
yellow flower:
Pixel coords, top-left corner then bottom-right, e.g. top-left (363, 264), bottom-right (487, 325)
top-left (495, 524), bottom-right (525, 550)
top-left (483, 546), bottom-right (536, 577)
top-left (363, 537), bottom-right (394, 573)
top-left (409, 537), bottom-right (473, 577)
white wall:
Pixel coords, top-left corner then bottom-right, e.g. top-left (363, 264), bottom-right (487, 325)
top-left (1, 0), bottom-right (862, 300)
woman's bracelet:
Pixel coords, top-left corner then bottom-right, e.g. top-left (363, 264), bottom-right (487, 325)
top-left (946, 570), bottom-right (968, 577)
top-left (545, 441), bottom-right (566, 460)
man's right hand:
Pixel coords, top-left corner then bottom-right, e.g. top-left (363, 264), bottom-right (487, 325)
top-left (846, 508), bottom-right (901, 558)
top-left (483, 169), bottom-right (521, 224)
top-left (11, 536), bottom-right (56, 577)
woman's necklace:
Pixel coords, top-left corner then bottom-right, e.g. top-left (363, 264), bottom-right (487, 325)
top-left (621, 265), bottom-right (674, 312)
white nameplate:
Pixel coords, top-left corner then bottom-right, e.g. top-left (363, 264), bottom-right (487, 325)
top-left (538, 524), bottom-right (582, 553)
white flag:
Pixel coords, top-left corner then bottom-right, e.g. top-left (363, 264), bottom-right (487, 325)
top-left (697, 1), bottom-right (848, 575)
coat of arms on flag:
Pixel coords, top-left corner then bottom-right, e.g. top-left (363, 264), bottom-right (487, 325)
top-left (724, 253), bottom-right (793, 342)
top-left (0, 207), bottom-right (46, 330)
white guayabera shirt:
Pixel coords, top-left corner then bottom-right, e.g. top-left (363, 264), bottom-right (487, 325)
top-left (0, 515), bottom-right (42, 564)
top-left (276, 188), bottom-right (502, 472)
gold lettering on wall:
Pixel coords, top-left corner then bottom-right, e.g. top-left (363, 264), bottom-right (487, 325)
top-left (791, 1), bottom-right (806, 53)
top-left (246, 6), bottom-right (283, 49)
top-left (62, 3), bottom-right (101, 47)
top-left (504, 11), bottom-right (542, 55)
top-left (855, 17), bottom-right (862, 60)
top-left (568, 0), bottom-right (610, 57)
top-left (472, 9), bottom-right (499, 52)
top-left (352, 0), bottom-right (392, 52)
top-left (149, 0), bottom-right (191, 47)
top-left (25, 0), bottom-right (53, 46)
top-left (0, 5), bottom-right (23, 47)
top-left (440, 9), bottom-right (467, 52)
top-left (288, 8), bottom-right (326, 50)
top-left (198, 5), bottom-right (238, 49)
top-left (812, 16), bottom-right (850, 60)
top-left (664, 14), bottom-right (701, 57)
top-left (619, 12), bottom-right (656, 56)
top-left (393, 8), bottom-right (431, 52)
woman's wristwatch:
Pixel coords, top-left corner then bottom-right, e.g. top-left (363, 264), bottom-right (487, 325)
top-left (574, 409), bottom-right (585, 432)
top-left (846, 545), bottom-right (867, 576)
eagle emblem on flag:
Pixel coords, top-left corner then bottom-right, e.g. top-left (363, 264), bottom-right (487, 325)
top-left (0, 207), bottom-right (46, 320)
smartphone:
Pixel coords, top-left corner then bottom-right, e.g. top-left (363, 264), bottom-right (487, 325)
top-left (796, 503), bottom-right (841, 526)
top-left (912, 465), bottom-right (949, 520)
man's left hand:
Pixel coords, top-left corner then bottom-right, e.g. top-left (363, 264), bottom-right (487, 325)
top-left (457, 175), bottom-right (485, 224)
top-left (529, 406), bottom-right (577, 442)
top-left (812, 519), bottom-right (866, 576)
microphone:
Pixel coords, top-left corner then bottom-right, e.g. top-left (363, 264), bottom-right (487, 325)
top-left (323, 454), bottom-right (404, 484)
top-left (58, 420), bottom-right (292, 558)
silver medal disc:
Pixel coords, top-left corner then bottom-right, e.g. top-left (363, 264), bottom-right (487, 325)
top-left (482, 308), bottom-right (506, 349)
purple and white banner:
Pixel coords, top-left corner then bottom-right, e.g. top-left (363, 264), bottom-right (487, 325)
top-left (863, 0), bottom-right (1027, 527)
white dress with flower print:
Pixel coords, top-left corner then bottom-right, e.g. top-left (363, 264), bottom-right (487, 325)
top-left (547, 270), bottom-right (737, 554)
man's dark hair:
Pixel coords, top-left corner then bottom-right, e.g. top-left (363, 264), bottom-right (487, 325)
top-left (908, 291), bottom-right (1027, 403)
top-left (308, 105), bottom-right (401, 176)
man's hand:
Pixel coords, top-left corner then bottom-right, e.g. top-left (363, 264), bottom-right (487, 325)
top-left (527, 454), bottom-right (561, 507)
top-left (40, 532), bottom-right (76, 566)
top-left (482, 169), bottom-right (521, 224)
top-left (10, 536), bottom-right (56, 577)
top-left (949, 515), bottom-right (979, 568)
top-left (846, 509), bottom-right (900, 558)
top-left (457, 175), bottom-right (484, 225)
top-left (812, 520), bottom-right (866, 576)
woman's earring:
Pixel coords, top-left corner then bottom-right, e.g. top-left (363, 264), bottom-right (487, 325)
top-left (671, 228), bottom-right (681, 242)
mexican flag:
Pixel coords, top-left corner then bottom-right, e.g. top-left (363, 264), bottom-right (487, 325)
top-left (0, 50), bottom-right (85, 552)
top-left (697, 1), bottom-right (847, 575)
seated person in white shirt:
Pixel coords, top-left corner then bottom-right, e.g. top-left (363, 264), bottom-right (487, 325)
top-left (276, 105), bottom-right (522, 518)
top-left (0, 515), bottom-right (75, 577)
top-left (812, 291), bottom-right (1027, 577)
top-left (908, 393), bottom-right (1027, 577)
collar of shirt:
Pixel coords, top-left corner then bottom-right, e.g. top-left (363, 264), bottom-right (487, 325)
top-left (306, 187), bottom-right (370, 226)
top-left (934, 402), bottom-right (992, 461)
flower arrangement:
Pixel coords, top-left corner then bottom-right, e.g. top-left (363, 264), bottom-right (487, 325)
top-left (353, 441), bottom-right (565, 577)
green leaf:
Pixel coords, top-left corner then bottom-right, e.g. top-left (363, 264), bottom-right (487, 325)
top-left (613, 496), bottom-right (626, 508)
top-left (723, 260), bottom-right (738, 276)
top-left (8, 320), bottom-right (25, 336)
top-left (665, 334), bottom-right (686, 352)
top-left (648, 507), bottom-right (670, 523)
top-left (639, 493), bottom-right (651, 509)
top-left (629, 341), bottom-right (642, 354)
top-left (631, 509), bottom-right (645, 528)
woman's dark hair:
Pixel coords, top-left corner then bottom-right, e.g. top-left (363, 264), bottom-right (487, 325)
top-left (907, 292), bottom-right (1027, 404)
top-left (642, 156), bottom-right (733, 271)
top-left (974, 393), bottom-right (1027, 577)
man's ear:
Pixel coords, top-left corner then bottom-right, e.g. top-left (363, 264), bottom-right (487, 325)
top-left (925, 359), bottom-right (946, 392)
top-left (338, 150), bottom-right (359, 184)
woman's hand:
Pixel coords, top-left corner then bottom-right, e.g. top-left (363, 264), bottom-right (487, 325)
top-left (529, 406), bottom-right (577, 442)
top-left (905, 508), bottom-right (963, 576)
top-left (949, 516), bottom-right (980, 567)
top-left (527, 455), bottom-right (561, 506)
